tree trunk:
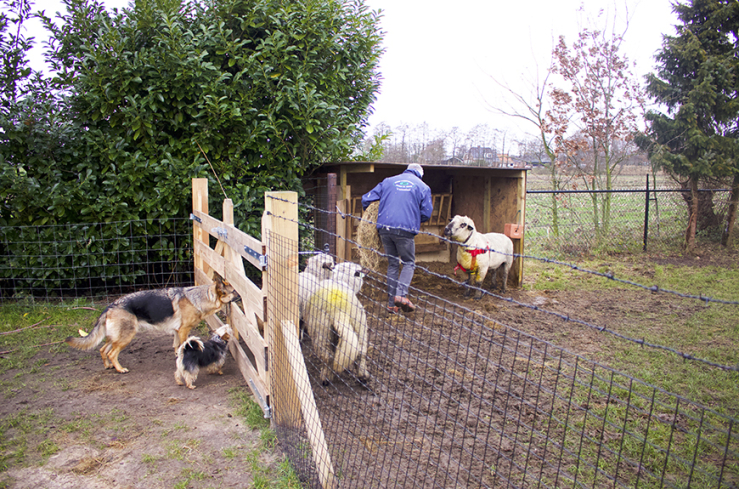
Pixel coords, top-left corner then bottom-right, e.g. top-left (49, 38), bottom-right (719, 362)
top-left (684, 178), bottom-right (698, 253)
top-left (722, 173), bottom-right (739, 247)
top-left (680, 184), bottom-right (719, 231)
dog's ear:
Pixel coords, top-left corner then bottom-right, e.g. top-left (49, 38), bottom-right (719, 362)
top-left (467, 224), bottom-right (474, 230)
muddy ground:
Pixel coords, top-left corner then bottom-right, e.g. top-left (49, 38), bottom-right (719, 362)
top-left (0, 327), bottom-right (281, 489)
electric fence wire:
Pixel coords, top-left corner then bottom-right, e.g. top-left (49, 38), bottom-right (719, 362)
top-left (265, 195), bottom-right (739, 373)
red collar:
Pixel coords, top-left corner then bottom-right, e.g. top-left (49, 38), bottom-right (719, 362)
top-left (454, 247), bottom-right (488, 275)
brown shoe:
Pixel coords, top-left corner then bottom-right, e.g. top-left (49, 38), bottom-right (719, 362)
top-left (394, 296), bottom-right (416, 313)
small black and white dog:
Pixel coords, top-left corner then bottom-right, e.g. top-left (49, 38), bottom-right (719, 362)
top-left (174, 324), bottom-right (232, 389)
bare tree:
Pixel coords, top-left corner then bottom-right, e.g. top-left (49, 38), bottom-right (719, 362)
top-left (553, 23), bottom-right (646, 241)
top-left (486, 59), bottom-right (580, 236)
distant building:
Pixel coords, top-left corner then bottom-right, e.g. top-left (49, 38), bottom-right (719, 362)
top-left (463, 147), bottom-right (528, 169)
top-left (464, 147), bottom-right (496, 166)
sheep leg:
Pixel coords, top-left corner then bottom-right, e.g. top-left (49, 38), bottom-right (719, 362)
top-left (474, 266), bottom-right (488, 300)
top-left (307, 319), bottom-right (336, 385)
top-left (463, 275), bottom-right (473, 298)
top-left (500, 263), bottom-right (510, 293)
top-left (489, 266), bottom-right (500, 291)
top-left (354, 318), bottom-right (369, 382)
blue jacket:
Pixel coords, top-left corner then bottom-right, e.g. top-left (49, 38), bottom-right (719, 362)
top-left (361, 169), bottom-right (433, 236)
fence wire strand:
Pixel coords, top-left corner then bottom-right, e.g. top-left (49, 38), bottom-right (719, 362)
top-left (268, 195), bottom-right (739, 373)
top-left (264, 193), bottom-right (738, 489)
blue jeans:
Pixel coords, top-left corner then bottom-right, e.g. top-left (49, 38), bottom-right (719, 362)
top-left (379, 232), bottom-right (416, 307)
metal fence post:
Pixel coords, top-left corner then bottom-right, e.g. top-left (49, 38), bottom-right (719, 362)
top-left (643, 174), bottom-right (650, 251)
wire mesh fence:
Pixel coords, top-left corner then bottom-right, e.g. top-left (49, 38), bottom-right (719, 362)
top-left (1, 187), bottom-right (738, 488)
top-left (268, 200), bottom-right (738, 489)
top-left (0, 218), bottom-right (194, 303)
top-left (525, 189), bottom-right (733, 255)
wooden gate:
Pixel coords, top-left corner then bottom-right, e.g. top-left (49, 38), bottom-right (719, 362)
top-left (191, 179), bottom-right (336, 488)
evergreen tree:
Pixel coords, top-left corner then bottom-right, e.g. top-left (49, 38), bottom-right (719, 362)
top-left (639, 0), bottom-right (739, 250)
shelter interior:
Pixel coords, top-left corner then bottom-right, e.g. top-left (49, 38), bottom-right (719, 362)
top-left (304, 162), bottom-right (528, 287)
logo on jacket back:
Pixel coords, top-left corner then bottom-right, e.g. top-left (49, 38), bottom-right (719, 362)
top-left (394, 180), bottom-right (414, 192)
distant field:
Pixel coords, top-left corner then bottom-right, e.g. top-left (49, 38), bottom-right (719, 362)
top-left (526, 165), bottom-right (676, 191)
top-left (523, 166), bottom-right (734, 256)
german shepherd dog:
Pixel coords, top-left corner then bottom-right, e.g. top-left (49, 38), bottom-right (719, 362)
top-left (65, 274), bottom-right (239, 373)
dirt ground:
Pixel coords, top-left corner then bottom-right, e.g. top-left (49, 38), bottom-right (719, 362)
top-left (0, 244), bottom-right (735, 488)
top-left (295, 245), bottom-right (738, 487)
top-left (0, 328), bottom-right (281, 489)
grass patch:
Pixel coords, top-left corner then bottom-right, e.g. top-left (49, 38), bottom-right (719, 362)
top-left (0, 408), bottom-right (58, 471)
top-left (525, 254), bottom-right (739, 415)
top-left (228, 388), bottom-right (301, 487)
top-left (173, 468), bottom-right (209, 489)
top-left (0, 302), bottom-right (99, 372)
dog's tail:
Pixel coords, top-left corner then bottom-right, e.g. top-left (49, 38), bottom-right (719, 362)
top-left (65, 310), bottom-right (109, 350)
top-left (178, 336), bottom-right (205, 356)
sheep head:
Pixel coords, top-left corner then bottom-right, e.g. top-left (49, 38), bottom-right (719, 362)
top-left (332, 261), bottom-right (366, 295)
top-left (304, 252), bottom-right (335, 280)
top-left (444, 215), bottom-right (476, 243)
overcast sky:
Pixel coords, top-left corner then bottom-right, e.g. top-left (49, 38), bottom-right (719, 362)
top-left (361, 0), bottom-right (679, 140)
top-left (29, 0), bottom-right (680, 141)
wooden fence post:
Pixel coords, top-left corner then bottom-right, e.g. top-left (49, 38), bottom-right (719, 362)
top-left (192, 178), bottom-right (209, 283)
top-left (263, 191), bottom-right (301, 428)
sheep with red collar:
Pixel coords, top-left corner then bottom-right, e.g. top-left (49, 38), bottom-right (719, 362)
top-left (443, 215), bottom-right (514, 299)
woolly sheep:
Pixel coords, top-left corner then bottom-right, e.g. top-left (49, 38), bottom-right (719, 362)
top-left (443, 215), bottom-right (514, 299)
top-left (304, 262), bottom-right (369, 385)
top-left (298, 253), bottom-right (335, 321)
top-left (331, 261), bottom-right (365, 295)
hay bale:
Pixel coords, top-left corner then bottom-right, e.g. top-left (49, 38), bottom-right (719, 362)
top-left (357, 201), bottom-right (381, 272)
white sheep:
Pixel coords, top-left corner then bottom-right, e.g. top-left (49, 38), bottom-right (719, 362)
top-left (298, 252), bottom-right (335, 321)
top-left (304, 261), bottom-right (368, 385)
top-left (443, 215), bottom-right (514, 299)
top-left (331, 261), bottom-right (365, 295)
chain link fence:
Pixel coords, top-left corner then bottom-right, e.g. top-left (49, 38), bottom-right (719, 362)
top-left (525, 188), bottom-right (733, 255)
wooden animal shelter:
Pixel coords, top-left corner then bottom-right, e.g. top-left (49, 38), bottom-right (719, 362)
top-left (304, 162), bottom-right (528, 288)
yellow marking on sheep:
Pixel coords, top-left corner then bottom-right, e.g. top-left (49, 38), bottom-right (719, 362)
top-left (311, 287), bottom-right (350, 310)
top-left (458, 249), bottom-right (478, 273)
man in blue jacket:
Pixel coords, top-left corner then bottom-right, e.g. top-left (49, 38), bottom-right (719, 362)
top-left (362, 164), bottom-right (433, 314)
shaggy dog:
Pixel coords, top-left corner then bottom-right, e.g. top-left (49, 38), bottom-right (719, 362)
top-left (175, 324), bottom-right (233, 389)
top-left (304, 261), bottom-right (369, 385)
top-left (443, 215), bottom-right (514, 299)
top-left (65, 274), bottom-right (239, 373)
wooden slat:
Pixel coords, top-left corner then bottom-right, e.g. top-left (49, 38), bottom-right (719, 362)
top-left (230, 300), bottom-right (267, 376)
top-left (264, 191), bottom-right (301, 428)
top-left (194, 267), bottom-right (211, 288)
top-left (336, 199), bottom-right (348, 262)
top-left (193, 178), bottom-right (210, 277)
top-left (282, 319), bottom-right (336, 489)
top-left (229, 339), bottom-right (270, 403)
top-left (195, 240), bottom-right (226, 277)
top-left (194, 241), bottom-right (264, 322)
top-left (193, 209), bottom-right (263, 271)
top-left (224, 262), bottom-right (264, 323)
top-left (205, 313), bottom-right (226, 332)
top-left (344, 186), bottom-right (352, 261)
